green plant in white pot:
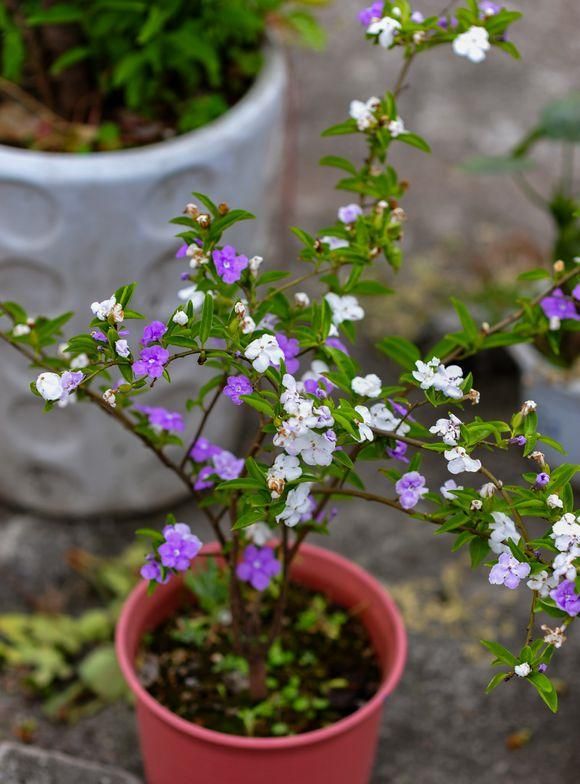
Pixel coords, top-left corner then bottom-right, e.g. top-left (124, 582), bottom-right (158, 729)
top-left (0, 0), bottom-right (325, 515)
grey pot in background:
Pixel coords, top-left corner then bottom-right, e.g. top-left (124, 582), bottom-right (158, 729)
top-left (0, 46), bottom-right (288, 517)
top-left (511, 343), bottom-right (580, 469)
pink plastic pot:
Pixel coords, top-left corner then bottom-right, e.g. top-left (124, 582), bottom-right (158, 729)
top-left (116, 543), bottom-right (407, 784)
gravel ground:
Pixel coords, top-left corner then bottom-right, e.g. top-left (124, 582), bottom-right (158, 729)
top-left (1, 1), bottom-right (579, 782)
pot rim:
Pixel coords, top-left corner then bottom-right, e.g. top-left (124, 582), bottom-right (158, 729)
top-left (0, 43), bottom-right (285, 177)
top-left (116, 541), bottom-right (407, 750)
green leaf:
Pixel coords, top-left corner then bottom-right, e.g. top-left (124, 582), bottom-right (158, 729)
top-left (398, 132), bottom-right (431, 153)
top-left (485, 672), bottom-right (508, 693)
top-left (469, 537), bottom-right (490, 568)
top-left (50, 46), bottom-right (90, 76)
top-left (540, 94), bottom-right (580, 143)
top-left (199, 293), bottom-right (214, 345)
top-left (528, 673), bottom-right (558, 712)
top-left (192, 192), bottom-right (219, 217)
top-left (240, 394), bottom-right (275, 417)
top-left (78, 644), bottom-right (127, 701)
top-left (319, 155), bottom-right (357, 175)
top-left (376, 336), bottom-right (420, 371)
top-left (451, 298), bottom-right (479, 342)
top-left (232, 508), bottom-right (266, 530)
top-left (321, 120), bottom-right (358, 137)
top-left (27, 5), bottom-right (84, 24)
top-left (461, 154), bottom-right (535, 175)
top-left (480, 639), bottom-right (518, 666)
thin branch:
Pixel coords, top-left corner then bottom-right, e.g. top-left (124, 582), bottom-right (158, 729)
top-left (180, 377), bottom-right (226, 470)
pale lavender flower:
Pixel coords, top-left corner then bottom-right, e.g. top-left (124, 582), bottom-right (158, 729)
top-left (395, 471), bottom-right (428, 510)
top-left (176, 244), bottom-right (188, 258)
top-left (489, 553), bottom-right (530, 589)
top-left (194, 466), bottom-right (215, 491)
top-left (213, 245), bottom-right (249, 284)
top-left (411, 11), bottom-right (424, 23)
top-left (190, 437), bottom-right (222, 462)
top-left (326, 336), bottom-right (349, 354)
top-left (212, 450), bottom-right (244, 480)
top-left (158, 523), bottom-right (202, 571)
top-left (479, 1), bottom-right (501, 16)
top-left (510, 435), bottom-right (527, 447)
top-left (550, 580), bottom-right (580, 616)
top-left (91, 329), bottom-right (107, 343)
top-left (338, 203), bottom-right (363, 224)
top-left (236, 546), bottom-right (281, 591)
top-left (140, 554), bottom-right (168, 584)
top-left (276, 333), bottom-right (300, 374)
top-left (132, 345), bottom-right (170, 380)
top-left (387, 440), bottom-right (409, 463)
top-left (357, 1), bottom-right (383, 26)
top-left (141, 320), bottom-right (167, 345)
top-left (223, 375), bottom-right (253, 405)
top-left (61, 370), bottom-right (84, 394)
top-left (534, 472), bottom-right (550, 489)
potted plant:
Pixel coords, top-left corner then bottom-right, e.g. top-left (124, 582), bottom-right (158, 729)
top-left (1, 3), bottom-right (579, 783)
top-left (463, 92), bottom-right (580, 467)
top-left (0, 0), bottom-right (325, 515)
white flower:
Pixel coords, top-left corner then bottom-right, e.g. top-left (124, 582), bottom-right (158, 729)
top-left (280, 374), bottom-right (304, 415)
top-left (352, 373), bottom-right (382, 398)
top-left (178, 284), bottom-right (207, 311)
top-left (276, 483), bottom-right (313, 527)
top-left (249, 255), bottom-right (263, 277)
top-left (187, 246), bottom-right (209, 268)
top-left (269, 454), bottom-right (302, 483)
top-left (244, 334), bottom-right (284, 373)
top-left (369, 403), bottom-right (410, 435)
top-left (314, 404), bottom-right (334, 429)
top-left (429, 413), bottom-right (462, 446)
top-left (444, 447), bottom-right (482, 475)
top-left (432, 364), bottom-right (464, 399)
top-left (514, 662), bottom-right (531, 678)
top-left (520, 400), bottom-right (537, 416)
top-left (387, 116), bottom-right (405, 137)
top-left (36, 372), bottom-right (63, 401)
top-left (114, 339), bottom-right (130, 359)
top-left (367, 16), bottom-right (401, 48)
top-left (70, 353), bottom-right (90, 369)
top-left (551, 513), bottom-right (580, 552)
top-left (452, 26), bottom-right (490, 63)
top-left (320, 235), bottom-right (350, 250)
top-left (549, 316), bottom-right (561, 331)
top-left (552, 550), bottom-right (580, 582)
top-left (172, 310), bottom-right (188, 326)
top-left (471, 499), bottom-right (483, 511)
top-left (349, 96), bottom-right (381, 131)
top-left (527, 571), bottom-right (558, 598)
top-left (296, 430), bottom-right (337, 467)
top-left (102, 389), bottom-right (116, 408)
top-left (440, 479), bottom-right (463, 500)
top-left (547, 494), bottom-right (564, 509)
top-left (246, 522), bottom-right (271, 547)
top-left (325, 293), bottom-right (364, 325)
top-left (541, 624), bottom-right (567, 649)
top-left (412, 357), bottom-right (441, 389)
top-left (489, 512), bottom-right (520, 555)
top-left (354, 405), bottom-right (374, 442)
top-left (12, 323), bottom-right (30, 337)
top-left (91, 295), bottom-right (117, 321)
top-left (479, 482), bottom-right (496, 498)
top-left (294, 292), bottom-right (310, 308)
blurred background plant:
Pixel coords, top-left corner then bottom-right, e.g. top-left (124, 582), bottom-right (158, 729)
top-left (0, 543), bottom-right (145, 725)
top-left (0, 0), bottom-right (327, 151)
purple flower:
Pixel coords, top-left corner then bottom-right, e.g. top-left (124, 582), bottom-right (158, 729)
top-left (489, 552), bottom-right (530, 589)
top-left (534, 472), bottom-right (550, 489)
top-left (411, 11), bottom-right (424, 23)
top-left (357, 1), bottom-right (383, 26)
top-left (395, 471), bottom-right (428, 510)
top-left (538, 663), bottom-right (548, 673)
top-left (387, 440), bottom-right (409, 463)
top-left (61, 370), bottom-right (84, 393)
top-left (550, 579), bottom-right (580, 616)
top-left (223, 374), bottom-right (253, 406)
top-left (141, 320), bottom-right (167, 346)
top-left (540, 289), bottom-right (579, 321)
top-left (140, 553), bottom-right (168, 584)
top-left (390, 399), bottom-right (410, 419)
top-left (194, 466), bottom-right (215, 491)
top-left (236, 546), bottom-right (281, 591)
top-left (135, 405), bottom-right (185, 432)
top-left (326, 336), bottom-right (349, 355)
top-left (190, 437), bottom-right (222, 462)
top-left (176, 244), bottom-right (188, 259)
top-left (158, 523), bottom-right (202, 571)
top-left (479, 1), bottom-right (501, 16)
top-left (132, 345), bottom-right (170, 380)
top-left (213, 245), bottom-right (249, 284)
top-left (212, 450), bottom-right (244, 481)
top-left (338, 203), bottom-right (363, 224)
top-left (91, 329), bottom-right (107, 343)
top-left (438, 15), bottom-right (457, 28)
top-left (276, 333), bottom-right (300, 374)
top-left (572, 284), bottom-right (580, 301)
top-left (510, 435), bottom-right (527, 447)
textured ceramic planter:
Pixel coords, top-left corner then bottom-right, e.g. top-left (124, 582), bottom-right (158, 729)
top-left (511, 343), bottom-right (580, 468)
top-left (116, 542), bottom-right (407, 784)
top-left (0, 46), bottom-right (287, 516)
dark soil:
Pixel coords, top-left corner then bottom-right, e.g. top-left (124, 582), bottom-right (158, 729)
top-left (139, 581), bottom-right (382, 738)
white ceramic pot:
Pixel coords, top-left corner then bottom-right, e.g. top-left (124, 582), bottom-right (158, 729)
top-left (511, 343), bottom-right (580, 468)
top-left (0, 45), bottom-right (288, 516)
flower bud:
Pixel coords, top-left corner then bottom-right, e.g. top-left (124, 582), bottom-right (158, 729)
top-left (196, 213), bottom-right (211, 229)
top-left (218, 202), bottom-right (230, 215)
top-left (553, 259), bottom-right (565, 274)
top-left (520, 400), bottom-right (537, 415)
top-left (183, 203), bottom-right (199, 218)
top-left (294, 292), bottom-right (310, 308)
top-left (103, 389), bottom-right (116, 408)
